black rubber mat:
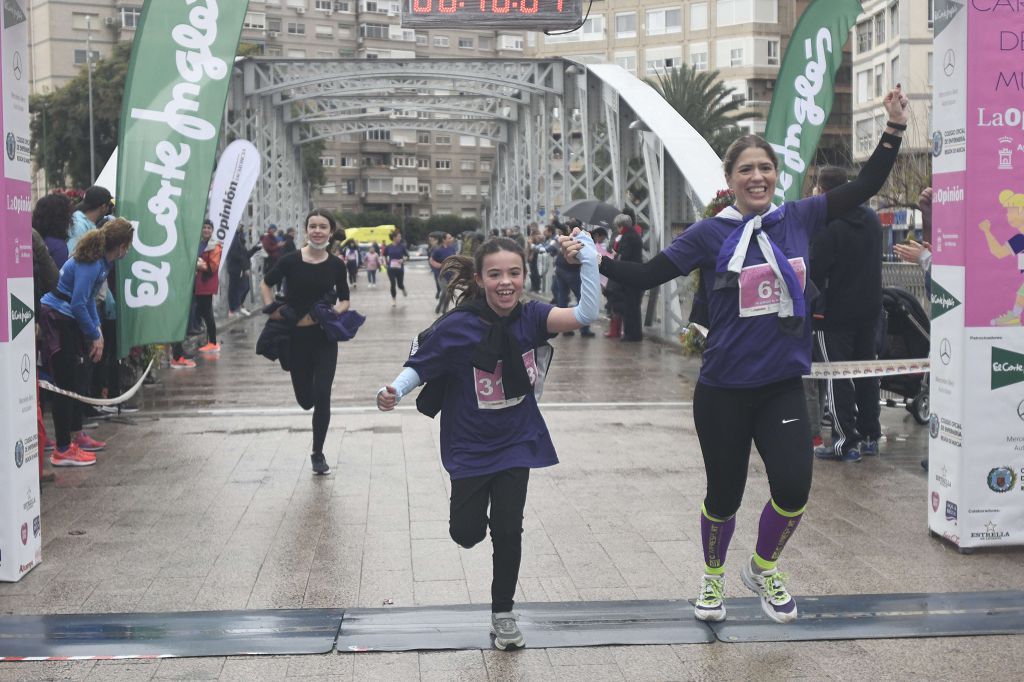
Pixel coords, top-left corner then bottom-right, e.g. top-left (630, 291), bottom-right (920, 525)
top-left (709, 591), bottom-right (1024, 642)
top-left (336, 600), bottom-right (715, 652)
top-left (0, 609), bottom-right (345, 660)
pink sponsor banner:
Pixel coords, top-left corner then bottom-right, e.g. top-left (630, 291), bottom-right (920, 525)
top-left (965, 6), bottom-right (1024, 327)
top-left (932, 171), bottom-right (967, 267)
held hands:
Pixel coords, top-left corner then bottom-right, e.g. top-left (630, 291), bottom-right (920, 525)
top-left (377, 385), bottom-right (397, 411)
top-left (558, 228), bottom-right (596, 266)
top-left (883, 84), bottom-right (909, 126)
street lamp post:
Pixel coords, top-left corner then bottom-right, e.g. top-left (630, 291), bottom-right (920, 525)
top-left (86, 15), bottom-right (96, 184)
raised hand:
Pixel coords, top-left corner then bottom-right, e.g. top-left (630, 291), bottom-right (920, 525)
top-left (883, 84), bottom-right (909, 125)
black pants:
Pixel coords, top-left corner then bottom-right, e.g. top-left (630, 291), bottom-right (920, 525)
top-left (528, 259), bottom-right (541, 292)
top-left (815, 325), bottom-right (881, 454)
top-left (287, 325), bottom-right (338, 455)
top-left (195, 294), bottom-right (217, 344)
top-left (693, 378), bottom-right (813, 518)
top-left (449, 467), bottom-right (530, 613)
top-left (91, 319), bottom-right (118, 398)
top-left (621, 286), bottom-right (643, 341)
top-left (346, 261), bottom-right (359, 285)
top-left (388, 267), bottom-right (405, 298)
top-left (50, 316), bottom-right (86, 449)
top-left (227, 271), bottom-right (250, 311)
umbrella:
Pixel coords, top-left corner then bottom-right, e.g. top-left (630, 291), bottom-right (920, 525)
top-left (561, 199), bottom-right (622, 229)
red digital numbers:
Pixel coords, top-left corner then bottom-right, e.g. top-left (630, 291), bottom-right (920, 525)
top-left (491, 0), bottom-right (510, 12)
top-left (520, 0), bottom-right (538, 12)
top-left (412, 0), bottom-right (431, 12)
top-left (438, 0), bottom-right (457, 11)
top-left (414, 0), bottom-right (566, 14)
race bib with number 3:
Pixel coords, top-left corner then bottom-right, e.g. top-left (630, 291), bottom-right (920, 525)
top-left (473, 349), bottom-right (539, 409)
top-left (737, 257), bottom-right (806, 318)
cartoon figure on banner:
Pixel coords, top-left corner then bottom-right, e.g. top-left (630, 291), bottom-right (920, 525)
top-left (979, 188), bottom-right (1024, 326)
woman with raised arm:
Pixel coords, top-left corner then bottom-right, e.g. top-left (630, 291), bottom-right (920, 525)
top-left (565, 87), bottom-right (909, 624)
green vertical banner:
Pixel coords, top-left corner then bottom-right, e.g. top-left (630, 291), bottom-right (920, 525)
top-left (115, 1), bottom-right (246, 354)
top-left (764, 0), bottom-right (863, 204)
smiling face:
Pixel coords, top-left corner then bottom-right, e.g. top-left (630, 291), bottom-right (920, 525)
top-left (201, 223), bottom-right (214, 241)
top-left (306, 214), bottom-right (332, 246)
top-left (726, 147), bottom-right (778, 216)
top-left (475, 249), bottom-right (525, 317)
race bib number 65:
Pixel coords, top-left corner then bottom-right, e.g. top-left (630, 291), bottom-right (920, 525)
top-left (737, 257), bottom-right (806, 318)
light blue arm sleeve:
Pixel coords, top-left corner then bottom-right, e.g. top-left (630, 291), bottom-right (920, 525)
top-left (391, 367), bottom-right (422, 401)
top-left (573, 232), bottom-right (600, 326)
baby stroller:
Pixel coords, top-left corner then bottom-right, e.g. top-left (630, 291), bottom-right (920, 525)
top-left (879, 287), bottom-right (930, 424)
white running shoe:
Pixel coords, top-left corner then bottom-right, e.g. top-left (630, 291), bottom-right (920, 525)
top-left (741, 561), bottom-right (798, 624)
top-left (490, 612), bottom-right (525, 650)
top-left (693, 574), bottom-right (726, 622)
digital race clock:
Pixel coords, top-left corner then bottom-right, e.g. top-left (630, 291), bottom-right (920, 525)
top-left (400, 0), bottom-right (584, 29)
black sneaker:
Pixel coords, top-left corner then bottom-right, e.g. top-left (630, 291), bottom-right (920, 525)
top-left (562, 331), bottom-right (575, 337)
top-left (580, 329), bottom-right (596, 338)
top-left (310, 453), bottom-right (330, 475)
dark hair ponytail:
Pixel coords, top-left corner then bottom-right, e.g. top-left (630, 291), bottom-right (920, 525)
top-left (440, 237), bottom-right (526, 307)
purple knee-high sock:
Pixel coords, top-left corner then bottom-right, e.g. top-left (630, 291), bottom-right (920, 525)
top-left (700, 506), bottom-right (736, 573)
top-left (754, 499), bottom-right (804, 568)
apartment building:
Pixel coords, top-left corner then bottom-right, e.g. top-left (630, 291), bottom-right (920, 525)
top-left (25, 0), bottom-right (526, 220)
top-left (850, 0), bottom-right (933, 162)
top-left (524, 0), bottom-right (852, 164)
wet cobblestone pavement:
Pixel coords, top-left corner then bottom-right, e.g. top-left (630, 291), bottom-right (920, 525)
top-left (2, 264), bottom-right (1022, 680)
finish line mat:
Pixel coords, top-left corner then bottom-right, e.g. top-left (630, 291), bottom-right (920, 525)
top-left (0, 609), bottom-right (345, 661)
top-left (3, 592), bottom-right (1024, 660)
top-left (708, 591), bottom-right (1024, 643)
top-left (336, 600), bottom-right (714, 652)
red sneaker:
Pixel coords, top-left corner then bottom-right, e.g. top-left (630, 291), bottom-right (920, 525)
top-left (170, 356), bottom-right (197, 369)
top-left (73, 432), bottom-right (106, 452)
top-left (50, 444), bottom-right (96, 467)
top-left (812, 435), bottom-right (824, 448)
top-left (198, 342), bottom-right (221, 353)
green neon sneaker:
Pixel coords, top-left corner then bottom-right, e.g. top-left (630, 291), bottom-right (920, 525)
top-left (741, 562), bottom-right (798, 624)
top-left (693, 574), bottom-right (726, 622)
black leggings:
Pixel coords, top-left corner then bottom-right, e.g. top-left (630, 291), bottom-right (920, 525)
top-left (693, 378), bottom-right (813, 518)
top-left (49, 315), bottom-right (86, 449)
top-left (195, 294), bottom-right (216, 344)
top-left (346, 261), bottom-right (359, 285)
top-left (287, 325), bottom-right (338, 455)
top-left (449, 467), bottom-right (530, 613)
top-left (388, 267), bottom-right (405, 298)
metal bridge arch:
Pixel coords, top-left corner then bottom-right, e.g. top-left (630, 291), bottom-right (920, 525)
top-left (224, 57), bottom-right (724, 339)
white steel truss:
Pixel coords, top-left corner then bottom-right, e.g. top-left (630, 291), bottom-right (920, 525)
top-left (225, 57), bottom-right (722, 341)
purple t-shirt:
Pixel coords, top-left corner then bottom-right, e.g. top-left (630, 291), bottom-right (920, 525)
top-left (385, 243), bottom-right (408, 269)
top-left (1008, 233), bottom-right (1024, 272)
top-left (663, 195), bottom-right (827, 388)
top-left (404, 300), bottom-right (558, 480)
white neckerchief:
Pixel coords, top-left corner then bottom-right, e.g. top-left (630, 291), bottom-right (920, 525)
top-left (716, 203), bottom-right (794, 318)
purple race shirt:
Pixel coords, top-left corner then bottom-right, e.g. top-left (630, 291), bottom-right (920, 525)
top-left (664, 195), bottom-right (827, 388)
top-left (404, 300), bottom-right (558, 479)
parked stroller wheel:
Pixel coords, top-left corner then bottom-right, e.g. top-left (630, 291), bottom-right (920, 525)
top-left (909, 388), bottom-right (930, 425)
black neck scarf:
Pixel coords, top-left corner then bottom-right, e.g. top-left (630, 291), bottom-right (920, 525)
top-left (462, 298), bottom-right (533, 402)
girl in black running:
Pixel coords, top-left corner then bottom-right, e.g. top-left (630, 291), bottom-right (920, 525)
top-left (574, 87), bottom-right (909, 625)
top-left (261, 209), bottom-right (350, 475)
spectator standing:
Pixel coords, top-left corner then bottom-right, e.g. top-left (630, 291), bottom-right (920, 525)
top-left (227, 229), bottom-right (261, 318)
top-left (34, 193), bottom-right (74, 268)
top-left (809, 167), bottom-right (884, 462)
top-left (67, 186), bottom-right (113, 252)
top-left (430, 233), bottom-right (458, 314)
top-left (194, 220), bottom-right (223, 354)
top-left (614, 212), bottom-right (645, 342)
top-left (261, 224), bottom-right (282, 275)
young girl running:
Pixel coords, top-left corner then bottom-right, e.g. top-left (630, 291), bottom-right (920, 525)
top-left (260, 209), bottom-right (351, 475)
top-left (574, 87), bottom-right (909, 624)
top-left (376, 235), bottom-right (600, 649)
top-left (363, 246), bottom-right (380, 289)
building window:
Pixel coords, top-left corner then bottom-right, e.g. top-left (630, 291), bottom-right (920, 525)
top-left (287, 22), bottom-right (306, 35)
top-left (645, 46), bottom-right (683, 75)
top-left (615, 12), bottom-right (637, 38)
top-left (417, 132), bottom-right (431, 144)
top-left (458, 37), bottom-right (474, 49)
top-left (417, 157), bottom-right (430, 169)
top-left (365, 129), bottom-right (391, 141)
top-left (345, 180), bottom-right (357, 195)
top-left (875, 63), bottom-right (884, 97)
top-left (436, 183), bottom-right (453, 195)
top-left (646, 8), bottom-right (681, 36)
top-left (691, 2), bottom-right (708, 31)
top-left (243, 12), bottom-right (266, 30)
top-left (874, 12), bottom-right (886, 45)
top-left (435, 159), bottom-right (452, 170)
top-left (120, 6), bottom-right (142, 29)
top-left (72, 13), bottom-right (99, 30)
top-left (856, 69), bottom-right (871, 104)
top-left (690, 43), bottom-right (708, 71)
top-left (460, 184), bottom-right (476, 197)
top-left (416, 34), bottom-right (428, 46)
top-left (764, 39), bottom-right (779, 65)
top-left (315, 0), bottom-right (334, 9)
top-left (320, 156), bottom-right (335, 167)
top-left (730, 48), bottom-right (744, 67)
top-left (433, 35), bottom-right (450, 47)
top-left (361, 23), bottom-right (387, 39)
top-left (855, 119), bottom-right (874, 154)
top-left (500, 34), bottom-right (524, 50)
top-left (480, 159), bottom-right (492, 172)
top-left (480, 185), bottom-right (489, 196)
top-left (716, 0), bottom-right (776, 26)
top-left (927, 0), bottom-right (933, 29)
top-left (316, 25), bottom-right (333, 37)
top-left (856, 21), bottom-right (872, 53)
top-left (73, 49), bottom-right (101, 65)
top-left (393, 156), bottom-right (416, 168)
top-left (479, 36), bottom-right (492, 50)
top-left (287, 49), bottom-right (306, 58)
top-left (460, 159), bottom-right (475, 171)
top-left (268, 17), bottom-right (282, 32)
top-left (366, 178), bottom-right (392, 194)
top-left (419, 183), bottom-right (431, 195)
top-left (339, 157), bottom-right (358, 167)
top-left (434, 134), bottom-right (451, 145)
top-left (459, 136), bottom-right (476, 147)
top-left (890, 1), bottom-right (899, 37)
top-left (615, 52), bottom-right (637, 75)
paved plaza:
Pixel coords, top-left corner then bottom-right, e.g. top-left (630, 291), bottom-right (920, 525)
top-left (2, 264), bottom-right (1022, 680)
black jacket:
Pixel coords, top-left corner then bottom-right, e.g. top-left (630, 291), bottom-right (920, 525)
top-left (809, 204), bottom-right (883, 330)
top-left (227, 235), bottom-right (261, 276)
